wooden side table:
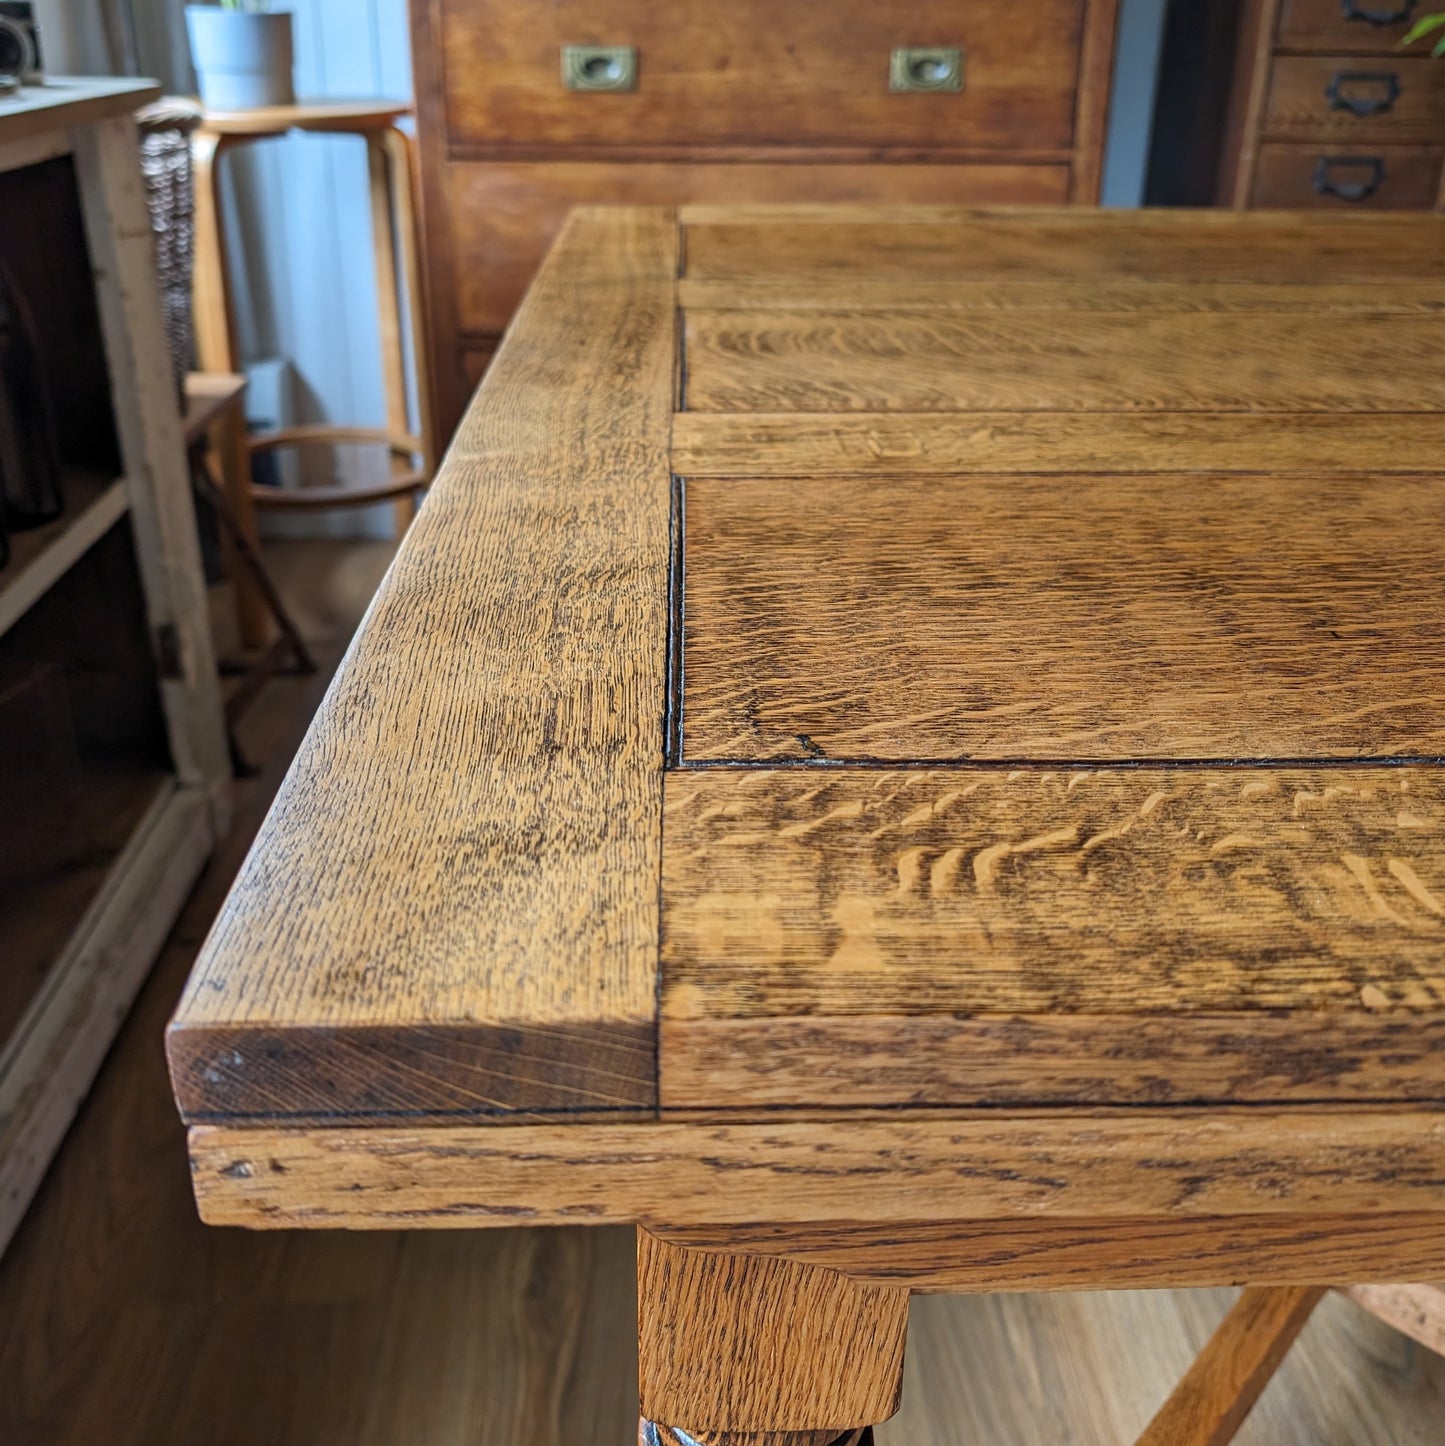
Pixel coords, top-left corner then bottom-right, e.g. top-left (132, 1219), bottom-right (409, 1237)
top-left (181, 372), bottom-right (315, 726)
top-left (191, 101), bottom-right (435, 541)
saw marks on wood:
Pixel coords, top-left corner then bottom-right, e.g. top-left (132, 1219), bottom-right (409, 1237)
top-left (678, 474), bottom-right (1445, 763)
top-left (669, 412), bottom-right (1445, 479)
top-left (679, 208), bottom-right (1445, 284)
top-left (681, 309), bottom-right (1445, 413)
top-left (660, 766), bottom-right (1445, 1106)
top-left (167, 209), bottom-right (679, 1123)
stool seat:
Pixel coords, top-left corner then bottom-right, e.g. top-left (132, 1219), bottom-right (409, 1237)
top-left (196, 99), bottom-right (411, 138)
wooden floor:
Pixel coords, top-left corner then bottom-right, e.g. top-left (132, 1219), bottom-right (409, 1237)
top-left (1, 539), bottom-right (1442, 1445)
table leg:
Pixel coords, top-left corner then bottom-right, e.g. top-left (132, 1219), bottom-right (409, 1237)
top-left (213, 395), bottom-right (269, 649)
top-left (1135, 1285), bottom-right (1327, 1446)
top-left (641, 1424), bottom-right (874, 1445)
top-left (636, 1228), bottom-right (908, 1443)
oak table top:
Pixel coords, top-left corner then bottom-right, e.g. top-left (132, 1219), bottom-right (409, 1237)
top-left (169, 205), bottom-right (1445, 1437)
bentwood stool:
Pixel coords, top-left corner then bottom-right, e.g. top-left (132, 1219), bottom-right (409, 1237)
top-left (190, 100), bottom-right (436, 640)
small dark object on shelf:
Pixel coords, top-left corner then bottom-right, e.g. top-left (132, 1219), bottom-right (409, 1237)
top-left (0, 1), bottom-right (43, 87)
top-left (0, 256), bottom-right (63, 530)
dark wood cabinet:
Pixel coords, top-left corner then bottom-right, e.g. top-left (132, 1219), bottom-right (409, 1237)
top-left (1221, 0), bottom-right (1445, 208)
top-left (409, 0), bottom-right (1122, 441)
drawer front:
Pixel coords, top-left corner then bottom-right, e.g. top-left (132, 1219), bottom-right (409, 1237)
top-left (1251, 143), bottom-right (1442, 207)
top-left (1264, 56), bottom-right (1445, 142)
top-left (1277, 0), bottom-right (1430, 51)
top-left (440, 0), bottom-right (1084, 154)
top-left (449, 160), bottom-right (1072, 335)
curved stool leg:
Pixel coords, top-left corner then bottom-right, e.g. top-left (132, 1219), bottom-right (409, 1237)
top-left (191, 130), bottom-right (238, 374)
top-left (367, 127), bottom-right (423, 540)
top-left (380, 122), bottom-right (435, 478)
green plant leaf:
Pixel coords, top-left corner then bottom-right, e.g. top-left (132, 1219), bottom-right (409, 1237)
top-left (1401, 12), bottom-right (1445, 45)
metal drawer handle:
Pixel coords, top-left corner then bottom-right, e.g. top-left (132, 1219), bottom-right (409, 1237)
top-left (561, 45), bottom-right (637, 92)
top-left (889, 47), bottom-right (964, 93)
top-left (1340, 0), bottom-right (1417, 25)
top-left (1326, 70), bottom-right (1401, 115)
top-left (1313, 154), bottom-right (1386, 200)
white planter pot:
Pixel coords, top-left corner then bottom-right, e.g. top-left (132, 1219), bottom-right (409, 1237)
top-left (185, 8), bottom-right (295, 111)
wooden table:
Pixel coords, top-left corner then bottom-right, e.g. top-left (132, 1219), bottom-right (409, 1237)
top-left (168, 206), bottom-right (1445, 1443)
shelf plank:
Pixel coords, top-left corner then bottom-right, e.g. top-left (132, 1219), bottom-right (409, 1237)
top-left (0, 78), bottom-right (159, 153)
top-left (0, 765), bottom-right (174, 1050)
top-left (0, 475), bottom-right (128, 640)
top-left (0, 780), bottom-right (211, 1256)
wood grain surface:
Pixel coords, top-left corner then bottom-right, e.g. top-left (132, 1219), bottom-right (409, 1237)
top-left (681, 309), bottom-right (1445, 412)
top-left (679, 208), bottom-right (1445, 283)
top-left (451, 162), bottom-right (1072, 336)
top-left (167, 209), bottom-right (678, 1122)
top-left (670, 411), bottom-right (1445, 478)
top-left (1136, 1286), bottom-right (1327, 1446)
top-left (185, 1110), bottom-right (1445, 1230)
top-left (662, 767), bottom-right (1445, 1012)
top-left (1261, 57), bottom-right (1445, 145)
top-left (680, 476), bottom-right (1445, 761)
top-left (677, 276), bottom-right (1445, 313)
top-left (638, 1229), bottom-right (908, 1432)
top-left (660, 767), bottom-right (1445, 1106)
top-left (1250, 145), bottom-right (1445, 211)
top-left (438, 0), bottom-right (1083, 156)
top-left (167, 208), bottom-right (1445, 1348)
top-left (1277, 0), bottom-right (1424, 52)
top-left (658, 1013), bottom-right (1445, 1112)
top-left (1068, 0), bottom-right (1119, 203)
top-left (650, 1216), bottom-right (1445, 1295)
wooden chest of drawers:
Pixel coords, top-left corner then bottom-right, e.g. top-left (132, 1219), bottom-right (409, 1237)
top-left (1224, 0), bottom-right (1445, 209)
top-left (410, 0), bottom-right (1121, 440)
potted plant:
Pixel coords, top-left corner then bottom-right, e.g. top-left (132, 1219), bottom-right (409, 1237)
top-left (185, 2), bottom-right (295, 112)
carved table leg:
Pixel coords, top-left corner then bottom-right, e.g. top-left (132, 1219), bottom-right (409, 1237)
top-left (637, 1227), bottom-right (908, 1444)
top-left (640, 1424), bottom-right (874, 1445)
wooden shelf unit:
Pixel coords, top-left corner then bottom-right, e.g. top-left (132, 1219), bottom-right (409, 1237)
top-left (0, 80), bottom-right (230, 1257)
top-left (0, 473), bottom-right (129, 638)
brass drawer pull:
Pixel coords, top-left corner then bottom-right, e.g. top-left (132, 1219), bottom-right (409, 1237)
top-left (889, 47), bottom-right (964, 93)
top-left (1326, 70), bottom-right (1401, 115)
top-left (1341, 0), bottom-right (1417, 25)
top-left (1313, 154), bottom-right (1386, 199)
top-left (561, 45), bottom-right (637, 92)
